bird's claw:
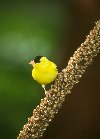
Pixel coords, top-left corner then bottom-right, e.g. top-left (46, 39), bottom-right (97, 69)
top-left (42, 85), bottom-right (47, 95)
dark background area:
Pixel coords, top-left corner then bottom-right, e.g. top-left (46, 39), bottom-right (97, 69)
top-left (0, 0), bottom-right (100, 139)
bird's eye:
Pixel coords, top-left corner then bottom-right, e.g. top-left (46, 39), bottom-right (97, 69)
top-left (34, 55), bottom-right (43, 63)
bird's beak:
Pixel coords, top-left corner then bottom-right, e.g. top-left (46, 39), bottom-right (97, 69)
top-left (29, 60), bottom-right (35, 66)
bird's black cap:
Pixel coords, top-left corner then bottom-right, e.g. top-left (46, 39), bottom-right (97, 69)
top-left (34, 55), bottom-right (43, 63)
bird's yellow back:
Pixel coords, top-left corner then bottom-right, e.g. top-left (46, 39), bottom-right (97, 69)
top-left (32, 57), bottom-right (58, 85)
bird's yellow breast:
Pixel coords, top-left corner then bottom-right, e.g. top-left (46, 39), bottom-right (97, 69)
top-left (32, 57), bottom-right (58, 85)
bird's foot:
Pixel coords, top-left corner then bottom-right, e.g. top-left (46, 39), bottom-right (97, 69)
top-left (42, 85), bottom-right (47, 95)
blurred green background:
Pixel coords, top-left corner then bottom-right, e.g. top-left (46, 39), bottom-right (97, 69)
top-left (0, 1), bottom-right (100, 139)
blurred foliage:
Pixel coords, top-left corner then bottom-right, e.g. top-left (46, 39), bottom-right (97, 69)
top-left (0, 1), bottom-right (69, 139)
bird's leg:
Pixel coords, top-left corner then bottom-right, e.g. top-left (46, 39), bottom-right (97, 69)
top-left (42, 85), bottom-right (47, 95)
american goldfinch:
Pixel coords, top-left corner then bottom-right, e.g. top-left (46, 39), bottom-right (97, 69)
top-left (29, 56), bottom-right (58, 92)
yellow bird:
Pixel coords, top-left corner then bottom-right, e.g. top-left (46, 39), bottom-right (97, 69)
top-left (29, 56), bottom-right (58, 92)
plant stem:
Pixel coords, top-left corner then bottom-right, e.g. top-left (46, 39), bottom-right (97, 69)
top-left (17, 20), bottom-right (100, 139)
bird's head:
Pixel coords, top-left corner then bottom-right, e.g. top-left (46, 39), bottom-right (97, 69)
top-left (29, 55), bottom-right (43, 66)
